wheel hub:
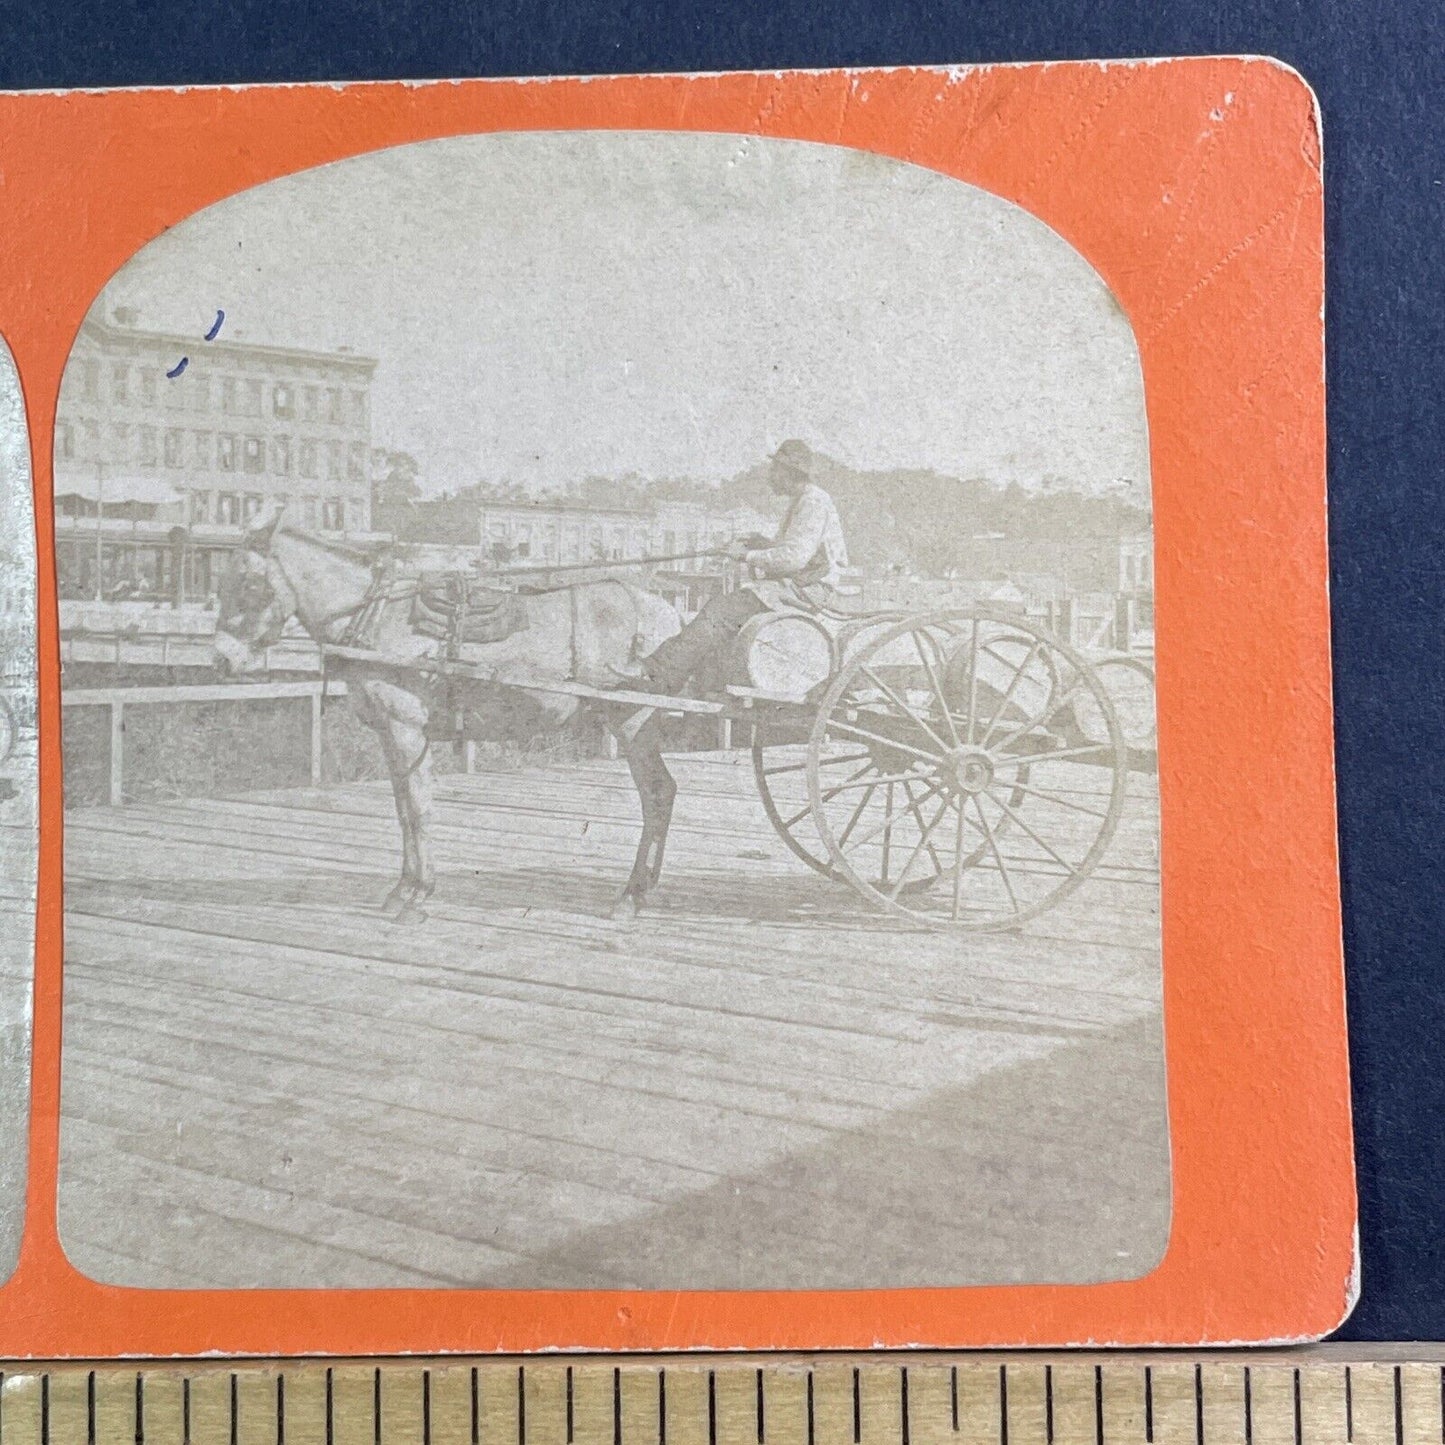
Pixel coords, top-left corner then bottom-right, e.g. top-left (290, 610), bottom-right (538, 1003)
top-left (949, 745), bottom-right (994, 795)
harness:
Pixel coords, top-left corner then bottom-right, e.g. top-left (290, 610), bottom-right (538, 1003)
top-left (244, 528), bottom-right (668, 714)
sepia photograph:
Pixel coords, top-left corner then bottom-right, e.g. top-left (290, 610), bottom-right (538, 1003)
top-left (0, 338), bottom-right (37, 1285)
top-left (54, 129), bottom-right (1167, 1290)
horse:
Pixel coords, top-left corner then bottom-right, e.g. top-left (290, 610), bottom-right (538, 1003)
top-left (213, 510), bottom-right (685, 922)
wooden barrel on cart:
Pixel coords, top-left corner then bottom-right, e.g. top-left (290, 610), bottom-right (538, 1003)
top-left (732, 610), bottom-right (836, 699)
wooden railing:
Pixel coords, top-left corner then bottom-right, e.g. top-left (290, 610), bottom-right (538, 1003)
top-left (62, 679), bottom-right (347, 807)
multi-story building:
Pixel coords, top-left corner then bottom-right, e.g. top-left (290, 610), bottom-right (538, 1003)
top-left (54, 309), bottom-right (378, 600)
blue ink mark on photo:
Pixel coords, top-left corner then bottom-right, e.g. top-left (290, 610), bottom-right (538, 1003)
top-left (166, 356), bottom-right (189, 379)
top-left (204, 309), bottom-right (225, 342)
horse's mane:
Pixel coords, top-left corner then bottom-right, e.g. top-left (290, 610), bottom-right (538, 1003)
top-left (271, 521), bottom-right (390, 567)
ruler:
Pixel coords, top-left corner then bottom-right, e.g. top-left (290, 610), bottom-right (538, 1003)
top-left (0, 1352), bottom-right (1441, 1445)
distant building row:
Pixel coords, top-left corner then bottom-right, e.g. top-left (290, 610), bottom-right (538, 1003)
top-left (477, 500), bottom-right (772, 569)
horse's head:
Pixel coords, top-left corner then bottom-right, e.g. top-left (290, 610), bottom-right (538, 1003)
top-left (214, 508), bottom-right (298, 675)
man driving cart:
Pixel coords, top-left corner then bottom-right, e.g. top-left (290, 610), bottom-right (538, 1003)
top-left (609, 439), bottom-right (849, 692)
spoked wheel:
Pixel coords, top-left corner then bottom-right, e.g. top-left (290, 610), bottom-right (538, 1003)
top-left (752, 726), bottom-right (846, 878)
top-left (1085, 653), bottom-right (1157, 752)
top-left (806, 609), bottom-right (1129, 931)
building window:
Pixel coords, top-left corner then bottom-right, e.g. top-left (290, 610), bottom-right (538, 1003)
top-left (326, 441), bottom-right (343, 480)
top-left (216, 492), bottom-right (240, 525)
top-left (274, 493), bottom-right (290, 515)
top-left (81, 419), bottom-right (99, 458)
top-left (241, 378), bottom-right (262, 417)
top-left (274, 383), bottom-right (294, 419)
top-left (81, 359), bottom-right (100, 401)
top-left (57, 423), bottom-right (75, 460)
top-left (220, 377), bottom-right (236, 415)
top-left (140, 369), bottom-right (158, 405)
top-left (192, 431), bottom-right (211, 470)
top-left (349, 389), bottom-right (367, 426)
top-left (138, 425), bottom-right (158, 467)
top-left (322, 497), bottom-right (344, 530)
top-left (111, 364), bottom-right (128, 404)
top-left (347, 442), bottom-right (366, 481)
top-left (242, 493), bottom-right (265, 522)
top-left (347, 498), bottom-right (365, 531)
top-left (299, 440), bottom-right (318, 479)
top-left (190, 491), bottom-right (211, 525)
top-left (242, 436), bottom-right (265, 474)
top-left (302, 385), bottom-right (319, 421)
top-left (303, 496), bottom-right (318, 528)
top-left (191, 376), bottom-right (210, 413)
top-left (217, 433), bottom-right (237, 472)
top-left (273, 436), bottom-right (292, 475)
top-left (325, 387), bottom-right (343, 424)
top-left (164, 429), bottom-right (184, 467)
top-left (109, 422), bottom-right (130, 452)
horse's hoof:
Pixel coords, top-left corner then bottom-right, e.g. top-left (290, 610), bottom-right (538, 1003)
top-left (393, 902), bottom-right (429, 926)
top-left (610, 893), bottom-right (639, 923)
top-left (381, 886), bottom-right (409, 915)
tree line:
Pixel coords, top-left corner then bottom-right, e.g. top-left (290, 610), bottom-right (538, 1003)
top-left (371, 449), bottom-right (1150, 577)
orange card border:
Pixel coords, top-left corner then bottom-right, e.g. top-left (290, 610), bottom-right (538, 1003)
top-left (0, 58), bottom-right (1353, 1354)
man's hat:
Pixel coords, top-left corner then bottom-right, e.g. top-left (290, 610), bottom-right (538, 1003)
top-left (772, 439), bottom-right (815, 478)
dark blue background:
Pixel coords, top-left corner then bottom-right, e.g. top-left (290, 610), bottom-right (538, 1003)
top-left (3, 0), bottom-right (1441, 1342)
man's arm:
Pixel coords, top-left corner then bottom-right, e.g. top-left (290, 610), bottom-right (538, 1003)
top-left (745, 492), bottom-right (828, 578)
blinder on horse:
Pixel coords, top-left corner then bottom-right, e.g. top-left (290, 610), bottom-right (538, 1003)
top-left (215, 538), bottom-right (296, 666)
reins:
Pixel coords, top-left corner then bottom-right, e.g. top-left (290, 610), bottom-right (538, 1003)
top-left (491, 546), bottom-right (729, 576)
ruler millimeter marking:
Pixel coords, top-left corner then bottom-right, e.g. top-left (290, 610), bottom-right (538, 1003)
top-left (0, 1359), bottom-right (1442, 1445)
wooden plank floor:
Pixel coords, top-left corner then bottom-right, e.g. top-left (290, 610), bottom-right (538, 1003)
top-left (58, 748), bottom-right (1167, 1291)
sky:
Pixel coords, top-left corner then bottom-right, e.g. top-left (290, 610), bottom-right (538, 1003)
top-left (94, 130), bottom-right (1151, 501)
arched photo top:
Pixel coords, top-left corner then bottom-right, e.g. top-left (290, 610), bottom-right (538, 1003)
top-left (60, 129), bottom-right (1151, 518)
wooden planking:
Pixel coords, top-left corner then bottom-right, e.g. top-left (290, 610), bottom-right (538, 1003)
top-left (63, 898), bottom-right (1147, 1056)
top-left (69, 785), bottom-right (1162, 908)
top-left (66, 808), bottom-right (1161, 1015)
top-left (94, 747), bottom-right (1161, 875)
top-left (58, 752), bottom-right (1166, 1290)
top-left (59, 932), bottom-right (1143, 1203)
top-left (61, 909), bottom-right (1091, 1104)
top-left (66, 773), bottom-right (1161, 929)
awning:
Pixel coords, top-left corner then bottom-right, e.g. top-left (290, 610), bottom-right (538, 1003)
top-left (54, 474), bottom-right (188, 507)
